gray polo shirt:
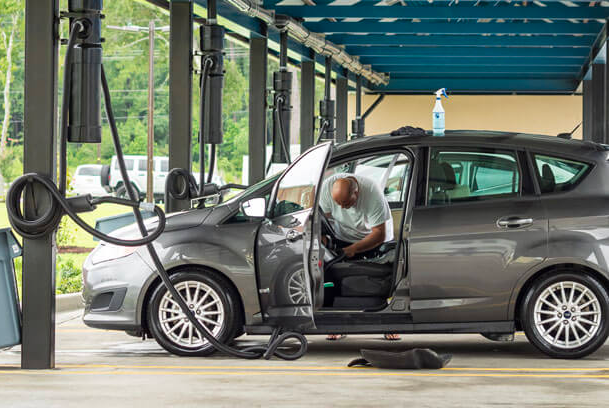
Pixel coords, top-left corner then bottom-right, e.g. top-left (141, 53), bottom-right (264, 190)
top-left (320, 173), bottom-right (393, 243)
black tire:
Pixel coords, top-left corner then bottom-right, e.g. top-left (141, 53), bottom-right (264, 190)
top-left (147, 269), bottom-right (242, 357)
top-left (116, 183), bottom-right (140, 200)
top-left (520, 271), bottom-right (609, 359)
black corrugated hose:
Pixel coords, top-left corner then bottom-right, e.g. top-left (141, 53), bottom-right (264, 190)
top-left (7, 20), bottom-right (307, 361)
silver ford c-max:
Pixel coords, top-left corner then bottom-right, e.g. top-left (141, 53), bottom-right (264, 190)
top-left (83, 130), bottom-right (609, 359)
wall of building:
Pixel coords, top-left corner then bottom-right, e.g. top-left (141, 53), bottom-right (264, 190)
top-left (347, 94), bottom-right (583, 140)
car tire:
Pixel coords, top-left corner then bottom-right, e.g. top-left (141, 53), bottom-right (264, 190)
top-left (520, 270), bottom-right (609, 359)
top-left (147, 269), bottom-right (242, 357)
top-left (116, 184), bottom-right (141, 200)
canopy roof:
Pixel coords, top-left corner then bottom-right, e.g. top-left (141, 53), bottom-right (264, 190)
top-left (188, 0), bottom-right (608, 94)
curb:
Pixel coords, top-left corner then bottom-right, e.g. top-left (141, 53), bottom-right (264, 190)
top-left (56, 292), bottom-right (84, 313)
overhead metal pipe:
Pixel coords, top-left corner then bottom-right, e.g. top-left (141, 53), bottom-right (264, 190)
top-left (224, 0), bottom-right (388, 85)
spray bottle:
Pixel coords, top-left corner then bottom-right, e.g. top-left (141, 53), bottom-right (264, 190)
top-left (432, 88), bottom-right (449, 136)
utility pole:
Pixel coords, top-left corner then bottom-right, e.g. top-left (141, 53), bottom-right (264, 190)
top-left (106, 23), bottom-right (169, 203)
top-left (147, 20), bottom-right (155, 203)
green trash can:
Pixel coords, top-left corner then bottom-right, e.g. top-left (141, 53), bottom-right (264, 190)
top-left (0, 228), bottom-right (22, 349)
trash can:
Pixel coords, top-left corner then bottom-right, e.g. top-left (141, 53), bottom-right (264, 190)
top-left (0, 228), bottom-right (22, 349)
top-left (94, 211), bottom-right (155, 241)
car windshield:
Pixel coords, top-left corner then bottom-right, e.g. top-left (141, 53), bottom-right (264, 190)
top-left (223, 173), bottom-right (281, 206)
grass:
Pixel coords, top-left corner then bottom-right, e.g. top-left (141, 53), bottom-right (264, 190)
top-left (1, 201), bottom-right (131, 295)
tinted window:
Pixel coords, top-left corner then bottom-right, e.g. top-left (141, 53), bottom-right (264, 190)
top-left (114, 159), bottom-right (134, 171)
top-left (138, 160), bottom-right (147, 171)
top-left (428, 149), bottom-right (520, 206)
top-left (160, 159), bottom-right (169, 173)
top-left (534, 154), bottom-right (590, 193)
top-left (77, 166), bottom-right (100, 176)
top-left (354, 153), bottom-right (410, 204)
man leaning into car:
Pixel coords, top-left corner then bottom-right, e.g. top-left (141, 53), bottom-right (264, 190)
top-left (320, 173), bottom-right (400, 342)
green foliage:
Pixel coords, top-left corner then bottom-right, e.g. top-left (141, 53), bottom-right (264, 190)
top-left (56, 256), bottom-right (83, 294)
top-left (0, 145), bottom-right (22, 181)
top-left (56, 217), bottom-right (76, 247)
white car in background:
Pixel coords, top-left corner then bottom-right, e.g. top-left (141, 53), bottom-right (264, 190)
top-left (106, 155), bottom-right (224, 202)
top-left (71, 164), bottom-right (107, 197)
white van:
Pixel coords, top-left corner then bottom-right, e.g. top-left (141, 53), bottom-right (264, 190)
top-left (108, 155), bottom-right (224, 201)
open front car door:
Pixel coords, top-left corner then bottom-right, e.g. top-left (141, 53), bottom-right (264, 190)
top-left (255, 143), bottom-right (332, 330)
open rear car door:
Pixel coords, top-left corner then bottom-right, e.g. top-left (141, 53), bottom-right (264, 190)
top-left (255, 143), bottom-right (332, 330)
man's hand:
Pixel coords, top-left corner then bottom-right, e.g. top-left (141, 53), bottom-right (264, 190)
top-left (343, 245), bottom-right (357, 259)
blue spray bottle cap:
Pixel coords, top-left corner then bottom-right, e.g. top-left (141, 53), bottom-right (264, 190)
top-left (435, 88), bottom-right (448, 99)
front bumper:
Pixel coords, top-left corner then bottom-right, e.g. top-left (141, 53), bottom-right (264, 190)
top-left (82, 248), bottom-right (155, 331)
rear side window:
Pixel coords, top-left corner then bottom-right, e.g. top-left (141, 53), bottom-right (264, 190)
top-left (77, 166), bottom-right (100, 176)
top-left (160, 159), bottom-right (169, 172)
top-left (533, 154), bottom-right (590, 194)
top-left (138, 160), bottom-right (147, 171)
top-left (428, 148), bottom-right (520, 206)
top-left (114, 159), bottom-right (134, 171)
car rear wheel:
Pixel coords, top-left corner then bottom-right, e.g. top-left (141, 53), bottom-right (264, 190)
top-left (521, 271), bottom-right (609, 359)
top-left (147, 270), bottom-right (241, 356)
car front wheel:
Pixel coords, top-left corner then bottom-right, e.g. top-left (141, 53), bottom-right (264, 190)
top-left (521, 271), bottom-right (609, 359)
top-left (147, 270), bottom-right (241, 356)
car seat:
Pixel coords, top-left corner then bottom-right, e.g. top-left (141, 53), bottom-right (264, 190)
top-left (539, 163), bottom-right (556, 193)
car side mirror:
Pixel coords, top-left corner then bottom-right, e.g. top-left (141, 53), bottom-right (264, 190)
top-left (240, 197), bottom-right (267, 218)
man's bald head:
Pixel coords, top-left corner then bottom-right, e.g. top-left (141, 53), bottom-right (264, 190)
top-left (331, 177), bottom-right (359, 209)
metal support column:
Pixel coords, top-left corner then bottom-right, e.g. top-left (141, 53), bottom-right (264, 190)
top-left (351, 75), bottom-right (364, 139)
top-left (21, 0), bottom-right (59, 369)
top-left (336, 70), bottom-right (348, 143)
top-left (583, 77), bottom-right (593, 141)
top-left (591, 63), bottom-right (606, 144)
top-left (248, 31), bottom-right (268, 184)
top-left (300, 53), bottom-right (315, 152)
top-left (167, 0), bottom-right (193, 212)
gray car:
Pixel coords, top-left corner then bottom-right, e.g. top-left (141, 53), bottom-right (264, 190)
top-left (83, 130), bottom-right (609, 359)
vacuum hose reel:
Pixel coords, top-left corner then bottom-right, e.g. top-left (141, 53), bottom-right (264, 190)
top-left (8, 13), bottom-right (307, 360)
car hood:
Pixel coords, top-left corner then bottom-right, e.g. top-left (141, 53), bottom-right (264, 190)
top-left (108, 206), bottom-right (216, 240)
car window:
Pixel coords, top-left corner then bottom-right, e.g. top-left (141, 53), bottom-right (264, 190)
top-left (326, 152), bottom-right (411, 206)
top-left (138, 160), bottom-right (147, 171)
top-left (160, 159), bottom-right (169, 173)
top-left (77, 166), bottom-right (100, 176)
top-left (428, 148), bottom-right (520, 206)
top-left (533, 154), bottom-right (590, 194)
top-left (114, 159), bottom-right (134, 171)
top-left (273, 146), bottom-right (329, 218)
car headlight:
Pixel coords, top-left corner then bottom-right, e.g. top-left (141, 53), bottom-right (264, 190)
top-left (89, 243), bottom-right (139, 265)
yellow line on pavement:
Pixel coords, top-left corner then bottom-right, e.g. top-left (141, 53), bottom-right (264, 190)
top-left (0, 369), bottom-right (609, 379)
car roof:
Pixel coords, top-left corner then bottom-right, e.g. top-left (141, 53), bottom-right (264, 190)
top-left (333, 130), bottom-right (608, 162)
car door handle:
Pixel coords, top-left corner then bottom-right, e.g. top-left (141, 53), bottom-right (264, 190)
top-left (497, 217), bottom-right (534, 229)
top-left (286, 230), bottom-right (303, 242)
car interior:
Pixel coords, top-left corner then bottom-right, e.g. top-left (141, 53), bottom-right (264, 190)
top-left (319, 152), bottom-right (411, 311)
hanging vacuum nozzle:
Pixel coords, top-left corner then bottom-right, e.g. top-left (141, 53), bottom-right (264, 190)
top-left (351, 75), bottom-right (364, 139)
top-left (271, 29), bottom-right (292, 165)
top-left (201, 23), bottom-right (224, 145)
top-left (318, 56), bottom-right (335, 143)
top-left (66, 0), bottom-right (103, 144)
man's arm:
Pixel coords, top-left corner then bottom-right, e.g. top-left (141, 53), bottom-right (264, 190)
top-left (343, 223), bottom-right (385, 258)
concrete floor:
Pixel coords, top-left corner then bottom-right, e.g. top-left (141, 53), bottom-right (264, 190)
top-left (1, 311), bottom-right (609, 407)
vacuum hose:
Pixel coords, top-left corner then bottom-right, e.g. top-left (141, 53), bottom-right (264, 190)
top-left (7, 21), bottom-right (307, 360)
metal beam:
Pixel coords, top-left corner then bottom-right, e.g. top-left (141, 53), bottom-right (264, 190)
top-left (22, 0), bottom-right (58, 370)
top-left (372, 78), bottom-right (579, 93)
top-left (304, 21), bottom-right (602, 35)
top-left (275, 5), bottom-right (609, 20)
top-left (361, 56), bottom-right (585, 66)
top-left (375, 65), bottom-right (581, 75)
top-left (583, 78), bottom-right (593, 141)
top-left (300, 55), bottom-right (315, 152)
top-left (591, 63), bottom-right (606, 143)
top-left (248, 33), bottom-right (268, 184)
top-left (346, 46), bottom-right (590, 59)
top-left (167, 0), bottom-right (193, 213)
top-left (326, 34), bottom-right (595, 48)
top-left (336, 71), bottom-right (348, 143)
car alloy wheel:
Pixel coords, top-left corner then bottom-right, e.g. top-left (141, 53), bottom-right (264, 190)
top-left (147, 270), bottom-right (241, 357)
top-left (521, 271), bottom-right (609, 359)
top-left (287, 269), bottom-right (309, 305)
top-left (533, 281), bottom-right (601, 350)
top-left (158, 280), bottom-right (225, 348)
